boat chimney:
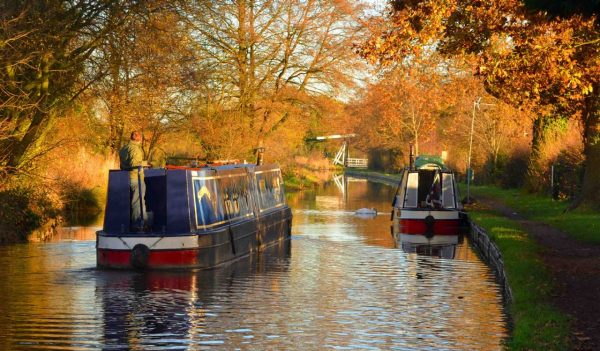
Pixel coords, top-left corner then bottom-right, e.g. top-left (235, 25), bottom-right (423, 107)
top-left (256, 147), bottom-right (265, 165)
top-left (409, 144), bottom-right (414, 170)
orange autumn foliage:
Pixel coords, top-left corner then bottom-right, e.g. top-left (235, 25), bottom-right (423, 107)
top-left (360, 0), bottom-right (599, 206)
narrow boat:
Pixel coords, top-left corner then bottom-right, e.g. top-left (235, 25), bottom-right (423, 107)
top-left (96, 163), bottom-right (292, 269)
top-left (391, 153), bottom-right (467, 240)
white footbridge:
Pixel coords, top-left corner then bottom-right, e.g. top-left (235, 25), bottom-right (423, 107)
top-left (306, 134), bottom-right (368, 168)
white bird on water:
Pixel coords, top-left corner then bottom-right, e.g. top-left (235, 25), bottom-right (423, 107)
top-left (354, 208), bottom-right (377, 216)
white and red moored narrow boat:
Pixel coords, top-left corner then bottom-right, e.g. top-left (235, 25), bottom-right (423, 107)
top-left (97, 163), bottom-right (292, 269)
top-left (391, 154), bottom-right (468, 241)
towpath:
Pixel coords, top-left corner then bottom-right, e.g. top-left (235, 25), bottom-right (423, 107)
top-left (477, 197), bottom-right (600, 351)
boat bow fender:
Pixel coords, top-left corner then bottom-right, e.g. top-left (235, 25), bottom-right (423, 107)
top-left (424, 215), bottom-right (435, 238)
top-left (131, 244), bottom-right (150, 269)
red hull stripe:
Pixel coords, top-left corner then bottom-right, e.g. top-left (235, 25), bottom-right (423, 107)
top-left (399, 219), bottom-right (460, 235)
top-left (97, 249), bottom-right (198, 268)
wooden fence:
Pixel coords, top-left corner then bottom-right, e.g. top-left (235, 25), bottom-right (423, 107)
top-left (346, 158), bottom-right (368, 168)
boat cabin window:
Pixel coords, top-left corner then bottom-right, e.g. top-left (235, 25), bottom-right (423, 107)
top-left (393, 170), bottom-right (407, 207)
top-left (219, 173), bottom-right (255, 220)
top-left (256, 169), bottom-right (285, 211)
top-left (420, 170), bottom-right (439, 208)
top-left (404, 172), bottom-right (419, 208)
top-left (441, 173), bottom-right (456, 208)
top-left (192, 177), bottom-right (225, 228)
top-left (404, 169), bottom-right (456, 209)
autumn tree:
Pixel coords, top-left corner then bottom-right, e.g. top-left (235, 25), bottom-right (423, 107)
top-left (0, 1), bottom-right (147, 178)
top-left (361, 0), bottom-right (599, 207)
top-left (352, 63), bottom-right (441, 157)
top-left (349, 53), bottom-right (530, 175)
top-left (91, 4), bottom-right (194, 161)
top-left (183, 0), bottom-right (366, 161)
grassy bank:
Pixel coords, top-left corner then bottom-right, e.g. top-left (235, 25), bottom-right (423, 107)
top-left (283, 172), bottom-right (315, 191)
top-left (282, 162), bottom-right (343, 192)
top-left (470, 185), bottom-right (600, 244)
top-left (468, 203), bottom-right (571, 350)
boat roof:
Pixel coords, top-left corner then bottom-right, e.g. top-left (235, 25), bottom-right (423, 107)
top-left (414, 155), bottom-right (446, 170)
top-left (163, 163), bottom-right (282, 173)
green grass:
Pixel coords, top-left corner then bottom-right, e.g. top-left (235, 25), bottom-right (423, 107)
top-left (283, 173), bottom-right (306, 191)
top-left (468, 184), bottom-right (600, 244)
top-left (469, 206), bottom-right (571, 350)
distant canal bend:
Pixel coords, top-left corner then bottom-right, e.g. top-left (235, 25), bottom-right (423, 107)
top-left (0, 177), bottom-right (507, 350)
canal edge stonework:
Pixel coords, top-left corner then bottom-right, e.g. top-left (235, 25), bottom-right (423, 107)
top-left (468, 222), bottom-right (513, 305)
top-left (344, 170), bottom-right (400, 186)
top-left (344, 169), bottom-right (514, 306)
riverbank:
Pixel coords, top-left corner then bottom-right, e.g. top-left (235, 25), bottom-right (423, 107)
top-left (471, 191), bottom-right (600, 351)
top-left (469, 185), bottom-right (600, 244)
top-left (0, 182), bottom-right (103, 243)
top-left (343, 169), bottom-right (401, 186)
top-left (283, 162), bottom-right (344, 191)
top-left (466, 200), bottom-right (571, 350)
top-left (345, 169), bottom-right (598, 350)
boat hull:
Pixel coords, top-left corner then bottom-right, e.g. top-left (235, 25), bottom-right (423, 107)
top-left (97, 248), bottom-right (201, 269)
top-left (97, 207), bottom-right (292, 270)
top-left (392, 209), bottom-right (465, 237)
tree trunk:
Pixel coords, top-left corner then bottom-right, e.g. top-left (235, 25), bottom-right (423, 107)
top-left (413, 123), bottom-right (419, 156)
top-left (6, 109), bottom-right (55, 171)
top-left (236, 0), bottom-right (249, 115)
top-left (574, 95), bottom-right (600, 209)
top-left (6, 53), bottom-right (54, 172)
top-left (524, 116), bottom-right (546, 192)
top-left (254, 137), bottom-right (264, 164)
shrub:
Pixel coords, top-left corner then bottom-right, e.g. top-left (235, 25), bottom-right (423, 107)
top-left (59, 179), bottom-right (102, 214)
top-left (368, 147), bottom-right (404, 173)
top-left (552, 147), bottom-right (584, 200)
top-left (500, 150), bottom-right (529, 189)
top-left (0, 185), bottom-right (61, 243)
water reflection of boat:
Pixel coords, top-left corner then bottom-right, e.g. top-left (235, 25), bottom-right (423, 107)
top-left (398, 234), bottom-right (462, 259)
top-left (391, 153), bottom-right (468, 240)
top-left (98, 240), bottom-right (291, 350)
top-left (97, 164), bottom-right (292, 269)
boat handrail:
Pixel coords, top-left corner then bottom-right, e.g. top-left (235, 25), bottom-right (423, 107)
top-left (166, 156), bottom-right (242, 169)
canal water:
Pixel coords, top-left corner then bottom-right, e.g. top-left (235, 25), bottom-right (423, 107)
top-left (0, 177), bottom-right (508, 350)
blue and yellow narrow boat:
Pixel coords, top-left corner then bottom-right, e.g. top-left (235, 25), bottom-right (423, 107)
top-left (96, 163), bottom-right (292, 269)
